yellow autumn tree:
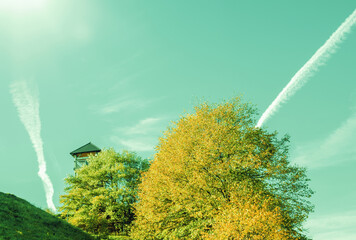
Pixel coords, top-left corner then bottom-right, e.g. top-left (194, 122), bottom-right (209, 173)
top-left (131, 97), bottom-right (313, 240)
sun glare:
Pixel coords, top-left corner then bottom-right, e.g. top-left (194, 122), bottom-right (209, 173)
top-left (0, 0), bottom-right (47, 12)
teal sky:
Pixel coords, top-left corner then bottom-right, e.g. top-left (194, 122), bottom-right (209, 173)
top-left (1, 1), bottom-right (356, 239)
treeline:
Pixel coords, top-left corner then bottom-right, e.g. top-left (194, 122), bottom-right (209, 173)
top-left (60, 97), bottom-right (314, 239)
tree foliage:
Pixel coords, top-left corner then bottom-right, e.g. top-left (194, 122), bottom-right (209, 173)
top-left (60, 149), bottom-right (149, 236)
top-left (131, 97), bottom-right (313, 239)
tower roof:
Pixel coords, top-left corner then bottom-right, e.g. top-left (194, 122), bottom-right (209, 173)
top-left (70, 142), bottom-right (101, 156)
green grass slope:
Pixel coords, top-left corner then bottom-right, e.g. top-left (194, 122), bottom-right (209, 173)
top-left (0, 192), bottom-right (94, 240)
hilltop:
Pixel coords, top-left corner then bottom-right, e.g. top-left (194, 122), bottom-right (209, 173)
top-left (0, 192), bottom-right (94, 240)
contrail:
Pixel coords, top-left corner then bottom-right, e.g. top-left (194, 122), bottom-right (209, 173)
top-left (10, 80), bottom-right (56, 213)
top-left (256, 9), bottom-right (356, 128)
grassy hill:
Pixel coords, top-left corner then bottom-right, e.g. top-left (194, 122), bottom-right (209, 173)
top-left (0, 192), bottom-right (94, 240)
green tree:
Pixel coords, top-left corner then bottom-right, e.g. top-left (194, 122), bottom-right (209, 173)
top-left (60, 149), bottom-right (149, 236)
top-left (131, 97), bottom-right (313, 240)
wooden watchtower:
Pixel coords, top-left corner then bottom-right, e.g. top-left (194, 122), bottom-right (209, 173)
top-left (70, 142), bottom-right (101, 171)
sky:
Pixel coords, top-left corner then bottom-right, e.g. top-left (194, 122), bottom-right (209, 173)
top-left (0, 1), bottom-right (356, 239)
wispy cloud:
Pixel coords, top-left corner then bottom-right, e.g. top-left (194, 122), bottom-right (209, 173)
top-left (117, 117), bottom-right (163, 135)
top-left (99, 97), bottom-right (151, 114)
top-left (305, 211), bottom-right (356, 240)
top-left (111, 136), bottom-right (156, 152)
top-left (111, 117), bottom-right (167, 153)
top-left (292, 112), bottom-right (356, 168)
top-left (257, 9), bottom-right (356, 127)
top-left (95, 92), bottom-right (165, 115)
top-left (10, 80), bottom-right (56, 212)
